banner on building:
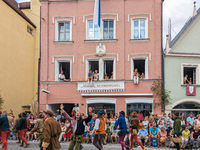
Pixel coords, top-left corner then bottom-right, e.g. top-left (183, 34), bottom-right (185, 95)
top-left (186, 86), bottom-right (196, 96)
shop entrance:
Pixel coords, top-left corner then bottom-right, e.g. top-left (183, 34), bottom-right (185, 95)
top-left (88, 103), bottom-right (115, 118)
top-left (47, 103), bottom-right (77, 116)
top-left (127, 103), bottom-right (152, 117)
top-left (172, 102), bottom-right (200, 117)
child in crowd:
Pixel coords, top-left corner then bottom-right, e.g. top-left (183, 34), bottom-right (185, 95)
top-left (180, 126), bottom-right (190, 149)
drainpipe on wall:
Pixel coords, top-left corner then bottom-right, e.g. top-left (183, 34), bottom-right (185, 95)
top-left (161, 0), bottom-right (165, 112)
top-left (37, 6), bottom-right (41, 104)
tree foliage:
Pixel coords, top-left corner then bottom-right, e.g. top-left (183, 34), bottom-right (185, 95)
top-left (150, 79), bottom-right (171, 108)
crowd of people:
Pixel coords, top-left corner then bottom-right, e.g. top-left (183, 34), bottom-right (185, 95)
top-left (0, 104), bottom-right (200, 150)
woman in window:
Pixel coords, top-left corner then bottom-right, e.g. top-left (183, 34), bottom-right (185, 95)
top-left (189, 77), bottom-right (193, 85)
top-left (93, 70), bottom-right (99, 81)
top-left (110, 72), bottom-right (113, 79)
top-left (140, 72), bottom-right (145, 79)
top-left (133, 68), bottom-right (140, 84)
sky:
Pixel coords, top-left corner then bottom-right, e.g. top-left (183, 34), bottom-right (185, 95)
top-left (163, 0), bottom-right (200, 47)
top-left (16, 0), bottom-right (200, 47)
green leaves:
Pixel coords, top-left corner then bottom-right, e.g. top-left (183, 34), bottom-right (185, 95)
top-left (150, 79), bottom-right (171, 108)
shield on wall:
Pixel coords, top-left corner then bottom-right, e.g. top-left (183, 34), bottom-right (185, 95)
top-left (186, 86), bottom-right (196, 96)
top-left (189, 86), bottom-right (194, 94)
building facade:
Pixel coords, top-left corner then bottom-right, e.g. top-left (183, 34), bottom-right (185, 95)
top-left (40, 0), bottom-right (163, 116)
top-left (165, 4), bottom-right (200, 116)
top-left (0, 0), bottom-right (40, 116)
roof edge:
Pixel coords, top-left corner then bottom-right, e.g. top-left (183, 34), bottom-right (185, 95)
top-left (169, 7), bottom-right (200, 49)
top-left (3, 0), bottom-right (36, 28)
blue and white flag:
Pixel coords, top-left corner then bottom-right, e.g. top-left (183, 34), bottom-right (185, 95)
top-left (93, 0), bottom-right (101, 27)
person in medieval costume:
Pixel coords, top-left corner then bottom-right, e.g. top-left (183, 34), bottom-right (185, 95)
top-left (42, 110), bottom-right (61, 150)
top-left (31, 113), bottom-right (44, 149)
top-left (130, 111), bottom-right (146, 150)
top-left (0, 110), bottom-right (14, 150)
top-left (16, 112), bottom-right (30, 148)
top-left (13, 113), bottom-right (22, 144)
top-left (91, 110), bottom-right (107, 150)
top-left (60, 104), bottom-right (92, 150)
top-left (114, 111), bottom-right (130, 150)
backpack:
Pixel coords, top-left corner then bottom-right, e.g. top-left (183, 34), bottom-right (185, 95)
top-left (151, 138), bottom-right (157, 146)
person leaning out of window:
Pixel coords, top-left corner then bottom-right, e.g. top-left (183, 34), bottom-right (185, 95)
top-left (59, 71), bottom-right (71, 82)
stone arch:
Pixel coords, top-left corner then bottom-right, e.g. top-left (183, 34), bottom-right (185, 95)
top-left (165, 98), bottom-right (200, 114)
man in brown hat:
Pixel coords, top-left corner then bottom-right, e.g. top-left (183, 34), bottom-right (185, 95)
top-left (42, 110), bottom-right (61, 150)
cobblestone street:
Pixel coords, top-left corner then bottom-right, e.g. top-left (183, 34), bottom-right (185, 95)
top-left (6, 140), bottom-right (177, 150)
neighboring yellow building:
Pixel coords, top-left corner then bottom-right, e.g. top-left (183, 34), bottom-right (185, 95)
top-left (0, 0), bottom-right (40, 116)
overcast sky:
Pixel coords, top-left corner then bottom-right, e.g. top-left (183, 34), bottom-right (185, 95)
top-left (16, 0), bottom-right (199, 47)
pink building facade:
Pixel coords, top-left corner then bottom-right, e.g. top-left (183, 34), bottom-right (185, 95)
top-left (40, 0), bottom-right (163, 116)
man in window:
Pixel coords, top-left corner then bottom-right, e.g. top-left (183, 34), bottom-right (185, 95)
top-left (88, 70), bottom-right (94, 84)
top-left (59, 71), bottom-right (70, 82)
top-left (184, 75), bottom-right (189, 84)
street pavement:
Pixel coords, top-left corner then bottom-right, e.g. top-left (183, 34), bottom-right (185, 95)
top-left (6, 140), bottom-right (177, 150)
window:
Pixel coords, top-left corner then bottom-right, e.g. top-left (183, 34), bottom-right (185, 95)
top-left (127, 103), bottom-right (152, 117)
top-left (132, 19), bottom-right (147, 39)
top-left (88, 103), bottom-right (115, 117)
top-left (86, 59), bottom-right (115, 80)
top-left (103, 20), bottom-right (114, 39)
top-left (27, 26), bottom-right (33, 35)
top-left (58, 22), bottom-right (70, 41)
top-left (183, 66), bottom-right (197, 84)
top-left (132, 58), bottom-right (148, 79)
top-left (59, 62), bottom-right (70, 79)
top-left (89, 61), bottom-right (99, 72)
top-left (88, 21), bottom-right (99, 40)
top-left (104, 60), bottom-right (113, 79)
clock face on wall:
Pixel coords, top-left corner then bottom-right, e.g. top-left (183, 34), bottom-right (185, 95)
top-left (96, 43), bottom-right (106, 56)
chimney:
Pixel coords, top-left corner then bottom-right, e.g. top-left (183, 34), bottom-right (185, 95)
top-left (193, 1), bottom-right (197, 17)
top-left (165, 35), bottom-right (170, 54)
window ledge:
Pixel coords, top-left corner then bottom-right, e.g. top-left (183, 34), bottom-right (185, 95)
top-left (130, 38), bottom-right (150, 42)
top-left (84, 39), bottom-right (118, 43)
top-left (181, 84), bottom-right (200, 87)
top-left (54, 41), bottom-right (74, 44)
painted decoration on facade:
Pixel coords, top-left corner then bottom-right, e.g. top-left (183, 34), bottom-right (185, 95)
top-left (77, 81), bottom-right (125, 92)
top-left (186, 86), bottom-right (196, 96)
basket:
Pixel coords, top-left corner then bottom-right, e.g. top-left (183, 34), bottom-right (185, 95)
top-left (160, 137), bottom-right (165, 143)
top-left (172, 137), bottom-right (181, 143)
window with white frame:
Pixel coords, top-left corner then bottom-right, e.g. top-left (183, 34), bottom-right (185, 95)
top-left (103, 20), bottom-right (114, 39)
top-left (86, 59), bottom-right (115, 80)
top-left (103, 60), bottom-right (113, 79)
top-left (183, 66), bottom-right (197, 85)
top-left (58, 22), bottom-right (71, 41)
top-left (131, 58), bottom-right (148, 79)
top-left (132, 19), bottom-right (147, 39)
top-left (88, 21), bottom-right (99, 40)
top-left (55, 60), bottom-right (71, 81)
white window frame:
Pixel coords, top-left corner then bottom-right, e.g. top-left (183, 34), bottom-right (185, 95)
top-left (101, 18), bottom-right (116, 39)
top-left (55, 20), bottom-right (72, 41)
top-left (86, 19), bottom-right (100, 40)
top-left (55, 59), bottom-right (72, 81)
top-left (131, 17), bottom-right (148, 39)
top-left (86, 58), bottom-right (116, 80)
top-left (86, 18), bottom-right (116, 40)
top-left (181, 63), bottom-right (199, 85)
top-left (131, 57), bottom-right (148, 80)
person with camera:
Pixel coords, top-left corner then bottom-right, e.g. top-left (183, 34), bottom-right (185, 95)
top-left (114, 111), bottom-right (130, 150)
